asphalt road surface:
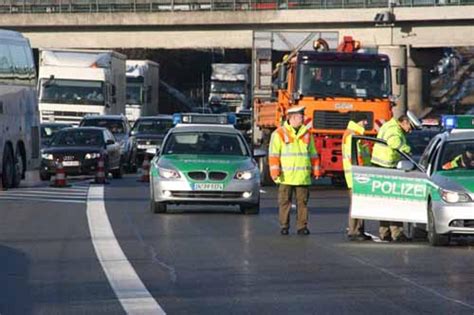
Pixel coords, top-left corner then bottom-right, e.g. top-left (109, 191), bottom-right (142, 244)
top-left (1, 175), bottom-right (474, 314)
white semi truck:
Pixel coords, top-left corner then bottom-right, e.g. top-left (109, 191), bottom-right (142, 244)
top-left (125, 60), bottom-right (160, 123)
top-left (209, 63), bottom-right (250, 112)
top-left (38, 49), bottom-right (127, 124)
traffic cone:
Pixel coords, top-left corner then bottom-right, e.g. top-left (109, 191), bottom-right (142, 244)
top-left (93, 155), bottom-right (108, 184)
top-left (51, 157), bottom-right (70, 187)
top-left (138, 154), bottom-right (150, 183)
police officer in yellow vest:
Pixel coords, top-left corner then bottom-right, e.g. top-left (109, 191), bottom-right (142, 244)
top-left (268, 106), bottom-right (321, 235)
top-left (442, 150), bottom-right (474, 170)
top-left (371, 112), bottom-right (420, 241)
top-left (342, 115), bottom-right (372, 241)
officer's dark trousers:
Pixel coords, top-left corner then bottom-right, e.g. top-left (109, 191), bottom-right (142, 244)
top-left (278, 184), bottom-right (309, 230)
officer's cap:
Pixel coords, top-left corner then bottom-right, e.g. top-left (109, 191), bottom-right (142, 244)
top-left (407, 110), bottom-right (422, 129)
top-left (287, 106), bottom-right (305, 115)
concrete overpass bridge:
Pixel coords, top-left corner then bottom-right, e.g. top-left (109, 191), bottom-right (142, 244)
top-left (1, 1), bottom-right (473, 115)
top-left (0, 1), bottom-right (472, 49)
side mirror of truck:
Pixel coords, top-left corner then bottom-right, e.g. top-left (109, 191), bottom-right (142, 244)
top-left (396, 68), bottom-right (406, 85)
top-left (278, 64), bottom-right (288, 89)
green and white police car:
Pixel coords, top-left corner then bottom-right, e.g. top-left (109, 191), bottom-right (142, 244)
top-left (350, 115), bottom-right (474, 246)
top-left (149, 113), bottom-right (261, 214)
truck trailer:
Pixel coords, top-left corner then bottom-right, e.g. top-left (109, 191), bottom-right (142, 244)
top-left (209, 63), bottom-right (250, 113)
top-left (38, 49), bottom-right (126, 125)
top-left (126, 60), bottom-right (160, 123)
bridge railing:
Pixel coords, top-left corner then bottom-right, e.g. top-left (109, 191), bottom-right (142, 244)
top-left (0, 0), bottom-right (472, 14)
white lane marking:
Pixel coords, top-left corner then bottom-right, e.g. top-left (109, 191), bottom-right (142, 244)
top-left (87, 185), bottom-right (166, 315)
top-left (3, 190), bottom-right (87, 196)
top-left (0, 196), bottom-right (86, 204)
top-left (259, 189), bottom-right (266, 194)
top-left (0, 192), bottom-right (86, 199)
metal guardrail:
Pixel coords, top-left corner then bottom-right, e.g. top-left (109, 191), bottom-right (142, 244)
top-left (0, 0), bottom-right (472, 14)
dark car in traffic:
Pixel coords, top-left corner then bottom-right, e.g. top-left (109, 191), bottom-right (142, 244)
top-left (40, 123), bottom-right (72, 148)
top-left (79, 115), bottom-right (137, 172)
top-left (130, 115), bottom-right (173, 164)
top-left (40, 127), bottom-right (123, 180)
top-left (406, 126), bottom-right (442, 162)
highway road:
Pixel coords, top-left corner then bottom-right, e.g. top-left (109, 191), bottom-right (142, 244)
top-left (1, 175), bottom-right (474, 314)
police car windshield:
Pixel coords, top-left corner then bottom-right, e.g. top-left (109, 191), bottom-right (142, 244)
top-left (439, 140), bottom-right (474, 171)
top-left (163, 132), bottom-right (248, 156)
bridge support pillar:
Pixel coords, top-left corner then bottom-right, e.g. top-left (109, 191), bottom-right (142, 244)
top-left (378, 45), bottom-right (406, 118)
top-left (407, 53), bottom-right (424, 117)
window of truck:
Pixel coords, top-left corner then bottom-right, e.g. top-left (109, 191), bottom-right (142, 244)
top-left (210, 81), bottom-right (245, 94)
top-left (296, 61), bottom-right (391, 99)
top-left (40, 79), bottom-right (105, 105)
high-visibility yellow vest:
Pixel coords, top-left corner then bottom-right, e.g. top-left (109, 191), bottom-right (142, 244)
top-left (443, 154), bottom-right (462, 170)
top-left (342, 121), bottom-right (371, 189)
top-left (371, 118), bottom-right (411, 168)
top-left (268, 121), bottom-right (320, 185)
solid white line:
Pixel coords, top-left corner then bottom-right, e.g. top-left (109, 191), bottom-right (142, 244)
top-left (2, 190), bottom-right (87, 196)
top-left (87, 186), bottom-right (166, 315)
top-left (0, 196), bottom-right (86, 204)
top-left (0, 193), bottom-right (86, 199)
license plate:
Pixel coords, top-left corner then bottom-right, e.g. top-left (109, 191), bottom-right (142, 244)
top-left (63, 161), bottom-right (80, 167)
top-left (193, 183), bottom-right (224, 191)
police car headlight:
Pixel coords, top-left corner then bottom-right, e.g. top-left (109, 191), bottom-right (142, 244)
top-left (42, 153), bottom-right (53, 160)
top-left (440, 189), bottom-right (471, 203)
top-left (159, 168), bottom-right (181, 179)
top-left (85, 153), bottom-right (101, 160)
top-left (235, 170), bottom-right (253, 180)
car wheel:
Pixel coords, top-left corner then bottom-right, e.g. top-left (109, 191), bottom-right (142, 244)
top-left (150, 200), bottom-right (167, 213)
top-left (13, 147), bottom-right (24, 188)
top-left (112, 163), bottom-right (124, 179)
top-left (428, 202), bottom-right (450, 246)
top-left (403, 222), bottom-right (427, 241)
top-left (258, 155), bottom-right (273, 186)
top-left (240, 203), bottom-right (260, 215)
top-left (2, 146), bottom-right (15, 189)
top-left (40, 172), bottom-right (51, 181)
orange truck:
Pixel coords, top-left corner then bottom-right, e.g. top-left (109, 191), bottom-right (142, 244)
top-left (254, 37), bottom-right (394, 185)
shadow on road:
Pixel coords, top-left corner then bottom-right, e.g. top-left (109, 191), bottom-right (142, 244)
top-left (0, 245), bottom-right (32, 315)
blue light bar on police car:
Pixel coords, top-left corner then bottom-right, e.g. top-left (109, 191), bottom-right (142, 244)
top-left (172, 113), bottom-right (236, 125)
top-left (441, 115), bottom-right (474, 130)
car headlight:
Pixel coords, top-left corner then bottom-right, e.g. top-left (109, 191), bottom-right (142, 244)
top-left (235, 170), bottom-right (253, 180)
top-left (85, 153), bottom-right (101, 159)
top-left (42, 153), bottom-right (53, 160)
top-left (440, 188), bottom-right (471, 203)
top-left (158, 168), bottom-right (180, 179)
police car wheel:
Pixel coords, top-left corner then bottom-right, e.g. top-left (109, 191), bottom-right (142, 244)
top-left (240, 203), bottom-right (259, 215)
top-left (403, 222), bottom-right (427, 241)
top-left (428, 204), bottom-right (450, 246)
top-left (150, 201), bottom-right (167, 214)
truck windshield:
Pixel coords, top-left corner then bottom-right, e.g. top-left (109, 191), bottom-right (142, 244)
top-left (211, 81), bottom-right (245, 94)
top-left (40, 79), bottom-right (105, 105)
top-left (126, 83), bottom-right (143, 105)
top-left (296, 62), bottom-right (391, 99)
